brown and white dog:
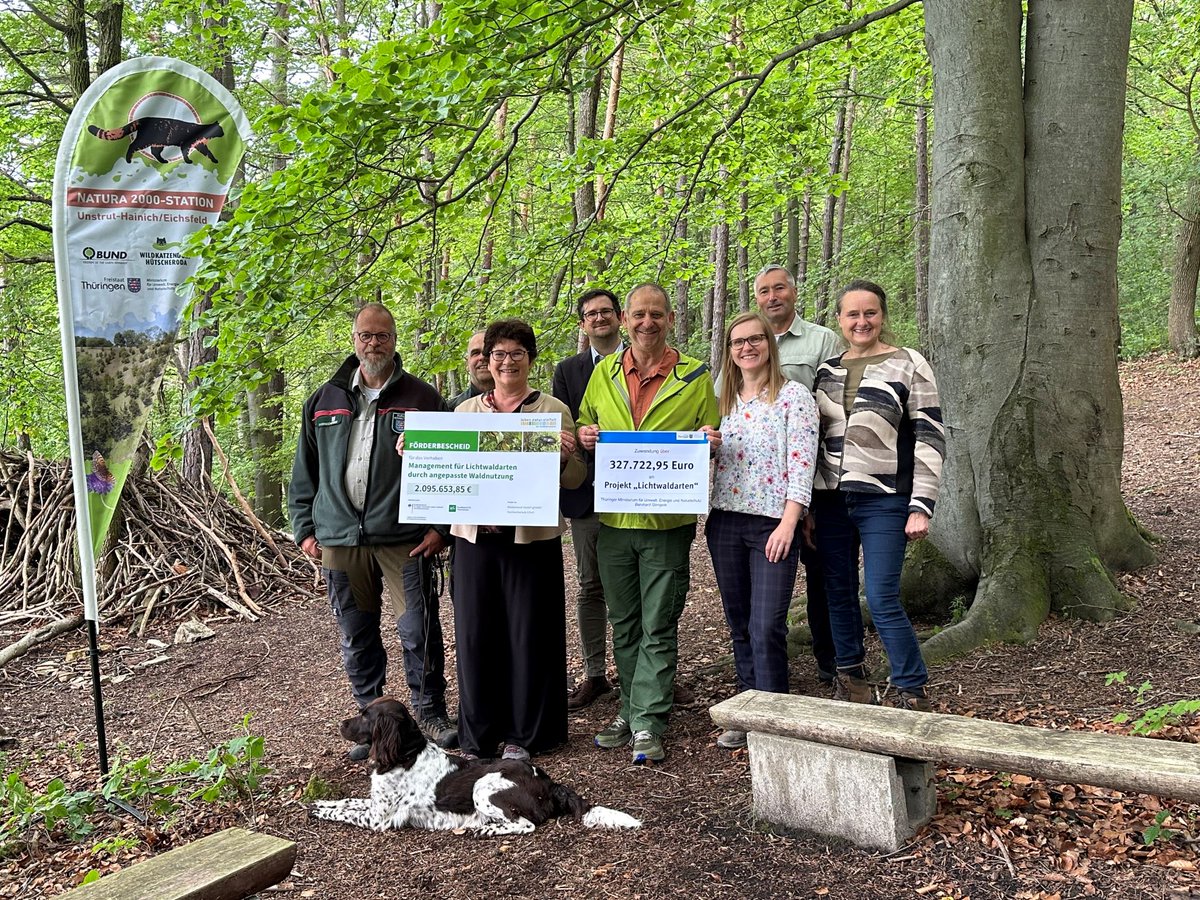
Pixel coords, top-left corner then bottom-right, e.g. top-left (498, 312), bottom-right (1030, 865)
top-left (309, 698), bottom-right (641, 835)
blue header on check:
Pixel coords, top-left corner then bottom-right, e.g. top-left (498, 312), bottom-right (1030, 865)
top-left (598, 431), bottom-right (708, 444)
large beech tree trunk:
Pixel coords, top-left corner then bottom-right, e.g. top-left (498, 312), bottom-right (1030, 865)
top-left (917, 0), bottom-right (1154, 662)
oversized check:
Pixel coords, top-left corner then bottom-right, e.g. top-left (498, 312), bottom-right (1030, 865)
top-left (594, 431), bottom-right (710, 514)
top-left (399, 411), bottom-right (562, 526)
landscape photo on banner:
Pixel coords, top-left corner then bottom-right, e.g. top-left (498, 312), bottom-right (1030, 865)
top-left (51, 56), bottom-right (253, 621)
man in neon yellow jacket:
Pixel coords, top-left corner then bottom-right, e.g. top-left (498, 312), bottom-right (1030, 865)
top-left (578, 283), bottom-right (721, 765)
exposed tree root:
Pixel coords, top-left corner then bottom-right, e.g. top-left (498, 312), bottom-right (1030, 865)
top-left (921, 561), bottom-right (1049, 666)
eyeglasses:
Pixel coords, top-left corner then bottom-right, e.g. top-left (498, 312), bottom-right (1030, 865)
top-left (730, 333), bottom-right (769, 350)
top-left (489, 349), bottom-right (528, 362)
top-left (582, 308), bottom-right (617, 321)
top-left (356, 331), bottom-right (395, 344)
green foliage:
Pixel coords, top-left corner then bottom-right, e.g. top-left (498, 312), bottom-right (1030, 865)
top-left (0, 0), bottom-right (1191, 515)
top-left (949, 596), bottom-right (967, 626)
top-left (1143, 809), bottom-right (1176, 846)
top-left (1106, 672), bottom-right (1200, 735)
top-left (0, 722), bottom-right (269, 858)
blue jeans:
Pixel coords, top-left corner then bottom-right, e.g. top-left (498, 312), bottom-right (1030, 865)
top-left (705, 509), bottom-right (799, 694)
top-left (811, 490), bottom-right (927, 691)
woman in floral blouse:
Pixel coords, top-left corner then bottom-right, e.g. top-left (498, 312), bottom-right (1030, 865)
top-left (707, 311), bottom-right (819, 749)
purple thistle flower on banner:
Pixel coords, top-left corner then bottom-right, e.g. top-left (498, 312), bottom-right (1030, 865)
top-left (88, 451), bottom-right (116, 494)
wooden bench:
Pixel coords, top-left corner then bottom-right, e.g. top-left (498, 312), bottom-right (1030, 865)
top-left (710, 690), bottom-right (1200, 852)
top-left (63, 827), bottom-right (296, 900)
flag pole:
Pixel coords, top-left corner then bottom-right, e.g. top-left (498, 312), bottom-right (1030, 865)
top-left (55, 233), bottom-right (110, 776)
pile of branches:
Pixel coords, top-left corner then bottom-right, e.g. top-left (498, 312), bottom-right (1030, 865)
top-left (0, 450), bottom-right (315, 656)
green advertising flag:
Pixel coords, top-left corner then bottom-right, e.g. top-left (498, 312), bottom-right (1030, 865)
top-left (52, 58), bottom-right (252, 624)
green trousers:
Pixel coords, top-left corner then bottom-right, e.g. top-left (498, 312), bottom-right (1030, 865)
top-left (597, 523), bottom-right (696, 735)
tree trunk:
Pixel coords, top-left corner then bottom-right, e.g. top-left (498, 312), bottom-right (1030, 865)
top-left (815, 77), bottom-right (849, 323)
top-left (480, 100), bottom-right (508, 283)
top-left (914, 79), bottom-right (931, 348)
top-left (786, 196), bottom-right (800, 280)
top-left (574, 66), bottom-right (601, 228)
top-left (674, 173), bottom-right (690, 345)
top-left (832, 68), bottom-right (857, 288)
top-left (65, 0), bottom-right (90, 99)
top-left (94, 0), bottom-right (123, 76)
top-left (711, 211), bottom-right (730, 370)
top-left (737, 189), bottom-right (750, 312)
top-left (596, 35), bottom-right (625, 218)
top-left (181, 22), bottom-right (237, 487)
top-left (179, 290), bottom-right (216, 487)
top-left (798, 185), bottom-right (813, 289)
top-left (701, 227), bottom-right (716, 350)
top-left (1168, 148), bottom-right (1200, 359)
top-left (773, 197), bottom-right (785, 263)
top-left (244, 0), bottom-right (291, 528)
top-left (310, 0), bottom-right (336, 83)
top-left (919, 0), bottom-right (1153, 663)
top-left (247, 368), bottom-right (285, 526)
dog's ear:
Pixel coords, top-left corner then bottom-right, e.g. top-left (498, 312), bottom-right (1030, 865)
top-left (371, 708), bottom-right (402, 771)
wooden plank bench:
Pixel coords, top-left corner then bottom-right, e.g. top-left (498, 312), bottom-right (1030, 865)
top-left (63, 826), bottom-right (296, 900)
top-left (710, 690), bottom-right (1200, 852)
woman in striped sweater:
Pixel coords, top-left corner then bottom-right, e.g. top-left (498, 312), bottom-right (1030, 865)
top-left (811, 280), bottom-right (946, 711)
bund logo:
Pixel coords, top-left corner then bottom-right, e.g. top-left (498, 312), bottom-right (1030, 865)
top-left (82, 247), bottom-right (128, 261)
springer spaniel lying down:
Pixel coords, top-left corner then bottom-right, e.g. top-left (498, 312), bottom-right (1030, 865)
top-left (310, 698), bottom-right (641, 835)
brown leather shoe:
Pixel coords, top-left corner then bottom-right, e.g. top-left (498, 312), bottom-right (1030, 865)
top-left (567, 675), bottom-right (615, 710)
top-left (673, 681), bottom-right (698, 708)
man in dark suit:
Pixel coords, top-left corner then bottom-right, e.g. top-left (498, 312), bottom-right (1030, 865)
top-left (552, 288), bottom-right (623, 709)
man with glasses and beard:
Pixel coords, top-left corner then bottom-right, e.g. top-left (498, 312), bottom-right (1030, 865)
top-left (553, 289), bottom-right (623, 710)
top-left (289, 302), bottom-right (457, 759)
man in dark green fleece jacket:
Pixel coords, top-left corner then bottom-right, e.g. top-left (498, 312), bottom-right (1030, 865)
top-left (289, 302), bottom-right (455, 758)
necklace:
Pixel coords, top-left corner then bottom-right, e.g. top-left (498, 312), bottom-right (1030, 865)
top-left (739, 382), bottom-right (767, 403)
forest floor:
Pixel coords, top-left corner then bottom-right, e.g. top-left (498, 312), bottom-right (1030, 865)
top-left (2, 353), bottom-right (1200, 900)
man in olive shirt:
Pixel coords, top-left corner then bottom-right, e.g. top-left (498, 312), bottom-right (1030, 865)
top-left (754, 264), bottom-right (843, 686)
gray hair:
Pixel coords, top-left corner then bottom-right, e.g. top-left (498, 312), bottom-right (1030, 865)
top-left (753, 264), bottom-right (796, 288)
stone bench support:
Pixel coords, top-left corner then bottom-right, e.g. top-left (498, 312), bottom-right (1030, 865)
top-left (748, 732), bottom-right (936, 852)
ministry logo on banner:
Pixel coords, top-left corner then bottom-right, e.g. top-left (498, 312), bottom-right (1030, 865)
top-left (52, 57), bottom-right (253, 623)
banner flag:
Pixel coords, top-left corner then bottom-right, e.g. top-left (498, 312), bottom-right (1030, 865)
top-left (52, 57), bottom-right (252, 623)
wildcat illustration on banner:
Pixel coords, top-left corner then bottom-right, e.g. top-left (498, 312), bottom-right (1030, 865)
top-left (52, 57), bottom-right (252, 625)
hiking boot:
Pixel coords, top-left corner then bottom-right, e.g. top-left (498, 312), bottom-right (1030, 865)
top-left (347, 741), bottom-right (371, 761)
top-left (631, 731), bottom-right (665, 765)
top-left (567, 675), bottom-right (616, 710)
top-left (501, 743), bottom-right (530, 761)
top-left (834, 667), bottom-right (873, 704)
top-left (716, 729), bottom-right (747, 750)
top-left (897, 689), bottom-right (932, 712)
top-left (595, 715), bottom-right (632, 749)
top-left (421, 714), bottom-right (459, 749)
top-left (673, 681), bottom-right (698, 708)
